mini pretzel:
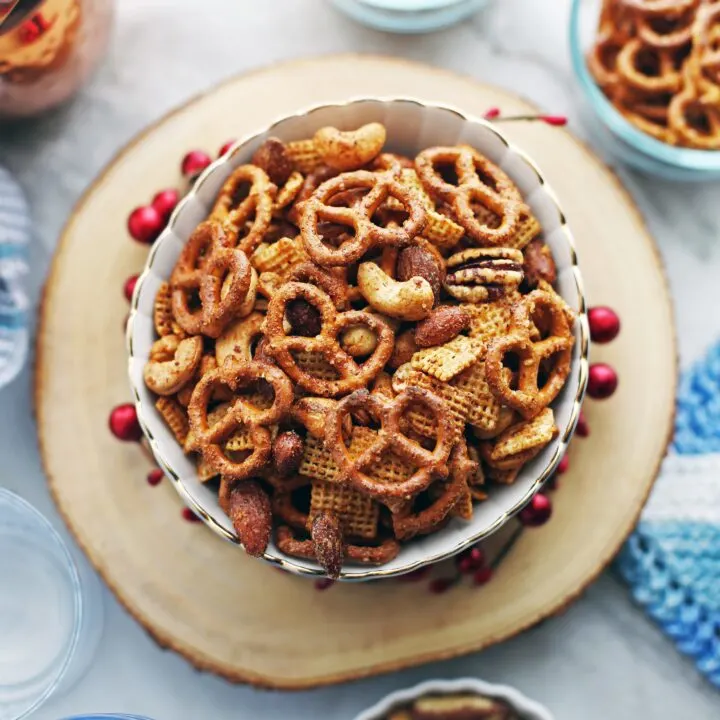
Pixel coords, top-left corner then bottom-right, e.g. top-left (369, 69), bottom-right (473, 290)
top-left (619, 0), bottom-right (698, 17)
top-left (143, 334), bottom-right (203, 396)
top-left (415, 146), bottom-right (525, 247)
top-left (485, 290), bottom-right (574, 419)
top-left (392, 440), bottom-right (475, 540)
top-left (171, 221), bottom-right (253, 338)
top-left (300, 170), bottom-right (426, 267)
top-left (215, 312), bottom-right (265, 366)
top-left (187, 360), bottom-right (293, 480)
top-left (668, 82), bottom-right (720, 149)
top-left (210, 164), bottom-right (275, 255)
top-left (616, 38), bottom-right (682, 93)
top-left (326, 387), bottom-right (454, 503)
top-left (264, 281), bottom-right (394, 397)
top-left (275, 525), bottom-right (400, 567)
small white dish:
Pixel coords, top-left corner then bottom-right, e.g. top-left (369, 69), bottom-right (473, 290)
top-left (354, 677), bottom-right (554, 719)
top-left (128, 97), bottom-right (589, 580)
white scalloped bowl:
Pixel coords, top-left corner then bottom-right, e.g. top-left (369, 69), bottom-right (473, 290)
top-left (354, 677), bottom-right (554, 720)
top-left (127, 98), bottom-right (589, 581)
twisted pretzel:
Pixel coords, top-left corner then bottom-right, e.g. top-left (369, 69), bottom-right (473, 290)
top-left (170, 221), bottom-right (253, 338)
top-left (619, 0), bottom-right (698, 17)
top-left (300, 170), bottom-right (426, 267)
top-left (616, 38), bottom-right (683, 93)
top-left (187, 360), bottom-right (293, 480)
top-left (210, 164), bottom-right (275, 254)
top-left (415, 146), bottom-right (524, 246)
top-left (264, 281), bottom-right (394, 397)
top-left (485, 290), bottom-right (575, 419)
top-left (326, 387), bottom-right (454, 503)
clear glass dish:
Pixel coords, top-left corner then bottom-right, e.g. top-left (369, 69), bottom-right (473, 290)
top-left (569, 0), bottom-right (720, 181)
top-left (331, 0), bottom-right (490, 33)
top-left (0, 489), bottom-right (104, 720)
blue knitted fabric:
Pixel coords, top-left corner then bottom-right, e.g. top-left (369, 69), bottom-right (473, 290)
top-left (617, 341), bottom-right (720, 687)
top-left (0, 166), bottom-right (30, 390)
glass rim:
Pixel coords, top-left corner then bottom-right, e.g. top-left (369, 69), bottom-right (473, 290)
top-left (568, 0), bottom-right (720, 172)
top-left (0, 489), bottom-right (83, 720)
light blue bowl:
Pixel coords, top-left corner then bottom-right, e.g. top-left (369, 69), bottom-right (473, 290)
top-left (60, 716), bottom-right (154, 719)
top-left (569, 0), bottom-right (720, 181)
top-left (332, 0), bottom-right (490, 33)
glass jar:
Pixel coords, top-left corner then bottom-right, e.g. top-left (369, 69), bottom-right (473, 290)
top-left (0, 0), bottom-right (113, 118)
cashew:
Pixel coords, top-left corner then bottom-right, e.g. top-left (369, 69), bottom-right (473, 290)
top-left (144, 335), bottom-right (203, 396)
top-left (216, 312), bottom-right (265, 366)
top-left (357, 262), bottom-right (434, 321)
top-left (340, 325), bottom-right (378, 357)
top-left (313, 123), bottom-right (387, 171)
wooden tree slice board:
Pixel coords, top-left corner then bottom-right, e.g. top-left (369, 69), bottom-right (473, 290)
top-left (36, 55), bottom-right (676, 689)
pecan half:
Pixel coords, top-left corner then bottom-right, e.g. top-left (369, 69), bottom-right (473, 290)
top-left (444, 247), bottom-right (524, 303)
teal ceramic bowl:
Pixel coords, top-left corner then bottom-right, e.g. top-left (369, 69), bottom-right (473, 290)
top-left (569, 0), bottom-right (720, 181)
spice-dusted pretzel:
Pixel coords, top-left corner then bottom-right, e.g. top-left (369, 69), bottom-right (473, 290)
top-left (264, 281), bottom-right (394, 397)
top-left (415, 145), bottom-right (524, 246)
top-left (187, 360), bottom-right (293, 480)
top-left (485, 289), bottom-right (575, 419)
top-left (326, 387), bottom-right (454, 503)
top-left (300, 170), bottom-right (426, 267)
top-left (170, 221), bottom-right (254, 338)
top-left (210, 164), bottom-right (275, 255)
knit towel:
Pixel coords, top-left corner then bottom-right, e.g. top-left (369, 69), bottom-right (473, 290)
top-left (0, 166), bottom-right (30, 390)
top-left (618, 340), bottom-right (720, 688)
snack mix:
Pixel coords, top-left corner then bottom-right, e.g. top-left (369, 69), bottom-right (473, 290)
top-left (143, 122), bottom-right (576, 578)
top-left (383, 692), bottom-right (521, 720)
top-left (588, 0), bottom-right (720, 148)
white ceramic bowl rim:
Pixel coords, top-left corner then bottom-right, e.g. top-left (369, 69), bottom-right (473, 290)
top-left (353, 677), bottom-right (554, 720)
top-left (127, 96), bottom-right (589, 580)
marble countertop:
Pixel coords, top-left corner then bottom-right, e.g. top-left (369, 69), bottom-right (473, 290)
top-left (2, 0), bottom-right (720, 718)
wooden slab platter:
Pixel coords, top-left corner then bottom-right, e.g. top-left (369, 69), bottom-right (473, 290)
top-left (36, 55), bottom-right (676, 689)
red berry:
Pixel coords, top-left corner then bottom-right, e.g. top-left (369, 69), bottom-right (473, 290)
top-left (469, 547), bottom-right (484, 565)
top-left (557, 454), bottom-right (569, 474)
top-left (181, 150), bottom-right (212, 179)
top-left (147, 468), bottom-right (164, 486)
top-left (218, 139), bottom-right (237, 156)
top-left (484, 107), bottom-right (501, 119)
top-left (19, 22), bottom-right (40, 43)
top-left (588, 306), bottom-right (620, 344)
top-left (315, 578), bottom-right (335, 591)
top-left (519, 493), bottom-right (553, 527)
top-left (108, 403), bottom-right (142, 442)
top-left (127, 205), bottom-right (163, 244)
top-left (587, 363), bottom-right (618, 399)
top-left (429, 577), bottom-right (455, 594)
top-left (399, 566), bottom-right (431, 582)
top-left (151, 188), bottom-right (180, 221)
top-left (576, 409), bottom-right (590, 437)
top-left (457, 556), bottom-right (476, 574)
top-left (473, 566), bottom-right (493, 585)
top-left (541, 115), bottom-right (568, 126)
top-left (181, 507), bottom-right (202, 523)
top-left (123, 274), bottom-right (139, 302)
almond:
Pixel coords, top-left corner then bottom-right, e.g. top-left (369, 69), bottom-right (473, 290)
top-left (388, 329), bottom-right (419, 369)
top-left (227, 481), bottom-right (272, 557)
top-left (523, 238), bottom-right (557, 288)
top-left (251, 137), bottom-right (293, 186)
top-left (397, 246), bottom-right (443, 302)
top-left (414, 306), bottom-right (471, 348)
top-left (311, 511), bottom-right (344, 579)
top-left (272, 431), bottom-right (304, 476)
